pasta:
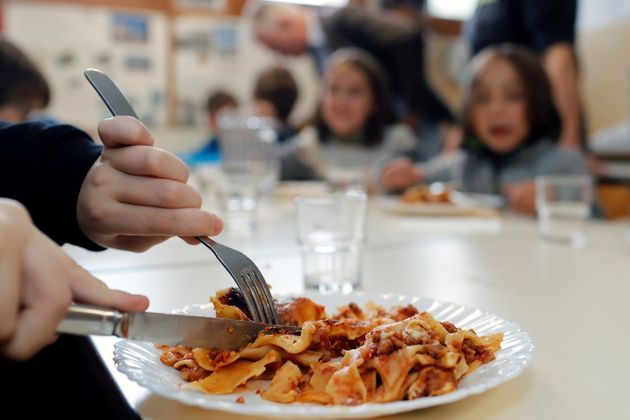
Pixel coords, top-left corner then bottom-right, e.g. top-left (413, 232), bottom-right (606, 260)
top-left (159, 288), bottom-right (503, 405)
top-left (400, 185), bottom-right (453, 204)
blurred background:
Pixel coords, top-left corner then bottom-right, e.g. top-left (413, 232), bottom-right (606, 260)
top-left (2, 0), bottom-right (628, 154)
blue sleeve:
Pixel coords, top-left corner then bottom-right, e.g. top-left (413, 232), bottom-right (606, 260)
top-left (0, 121), bottom-right (105, 250)
top-left (520, 0), bottom-right (577, 51)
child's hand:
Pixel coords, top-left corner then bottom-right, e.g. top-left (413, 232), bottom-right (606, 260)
top-left (503, 180), bottom-right (537, 216)
top-left (77, 116), bottom-right (223, 251)
top-left (381, 157), bottom-right (424, 191)
top-left (0, 199), bottom-right (148, 360)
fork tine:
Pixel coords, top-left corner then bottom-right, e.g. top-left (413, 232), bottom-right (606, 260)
top-left (251, 269), bottom-right (279, 324)
top-left (196, 237), bottom-right (264, 323)
top-left (84, 72), bottom-right (279, 325)
top-left (247, 271), bottom-right (275, 324)
top-left (241, 273), bottom-right (268, 323)
top-left (195, 236), bottom-right (278, 324)
top-left (233, 275), bottom-right (263, 323)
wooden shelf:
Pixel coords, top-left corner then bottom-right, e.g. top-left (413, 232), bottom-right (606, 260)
top-left (429, 17), bottom-right (463, 37)
top-left (5, 0), bottom-right (172, 13)
top-left (6, 0), bottom-right (247, 15)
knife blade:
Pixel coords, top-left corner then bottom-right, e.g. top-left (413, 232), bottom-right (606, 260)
top-left (57, 304), bottom-right (301, 350)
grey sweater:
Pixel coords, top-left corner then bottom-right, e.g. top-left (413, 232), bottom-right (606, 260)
top-left (420, 139), bottom-right (590, 194)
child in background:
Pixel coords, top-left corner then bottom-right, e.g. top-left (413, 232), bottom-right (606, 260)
top-left (253, 65), bottom-right (299, 143)
top-left (0, 38), bottom-right (50, 123)
top-left (253, 66), bottom-right (320, 180)
top-left (379, 44), bottom-right (589, 215)
top-left (287, 48), bottom-right (417, 184)
top-left (180, 90), bottom-right (238, 166)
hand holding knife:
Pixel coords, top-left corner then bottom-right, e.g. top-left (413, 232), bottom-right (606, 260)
top-left (58, 304), bottom-right (301, 350)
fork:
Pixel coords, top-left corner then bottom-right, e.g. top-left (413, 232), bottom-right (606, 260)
top-left (84, 68), bottom-right (279, 325)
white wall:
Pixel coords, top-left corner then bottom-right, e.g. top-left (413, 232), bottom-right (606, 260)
top-left (173, 15), bottom-right (319, 128)
top-left (5, 2), bottom-right (168, 128)
top-left (578, 0), bottom-right (630, 32)
top-left (577, 0), bottom-right (630, 132)
top-left (3, 2), bottom-right (320, 138)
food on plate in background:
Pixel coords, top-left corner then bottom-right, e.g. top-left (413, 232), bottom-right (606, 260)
top-left (400, 185), bottom-right (453, 204)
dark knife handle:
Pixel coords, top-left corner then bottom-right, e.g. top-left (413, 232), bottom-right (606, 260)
top-left (57, 304), bottom-right (127, 338)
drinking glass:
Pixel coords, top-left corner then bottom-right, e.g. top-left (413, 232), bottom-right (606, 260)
top-left (295, 193), bottom-right (367, 293)
top-left (535, 176), bottom-right (592, 246)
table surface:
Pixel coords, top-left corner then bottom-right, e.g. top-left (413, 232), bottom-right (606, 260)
top-left (65, 192), bottom-right (630, 420)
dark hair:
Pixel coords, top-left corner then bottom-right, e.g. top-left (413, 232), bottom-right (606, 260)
top-left (315, 48), bottom-right (394, 146)
top-left (460, 44), bottom-right (561, 143)
top-left (254, 66), bottom-right (298, 123)
top-left (0, 38), bottom-right (50, 108)
top-left (205, 90), bottom-right (238, 114)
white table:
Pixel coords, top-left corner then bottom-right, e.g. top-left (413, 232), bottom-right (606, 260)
top-left (67, 198), bottom-right (630, 419)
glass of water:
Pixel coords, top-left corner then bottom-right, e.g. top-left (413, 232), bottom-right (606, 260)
top-left (295, 193), bottom-right (367, 293)
top-left (535, 176), bottom-right (593, 246)
top-left (217, 111), bottom-right (279, 233)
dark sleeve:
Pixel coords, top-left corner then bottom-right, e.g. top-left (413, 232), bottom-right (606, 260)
top-left (520, 0), bottom-right (577, 51)
top-left (0, 121), bottom-right (104, 250)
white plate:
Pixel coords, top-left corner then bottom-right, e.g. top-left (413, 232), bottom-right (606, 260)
top-left (273, 182), bottom-right (330, 199)
top-left (377, 195), bottom-right (495, 217)
top-left (114, 292), bottom-right (534, 419)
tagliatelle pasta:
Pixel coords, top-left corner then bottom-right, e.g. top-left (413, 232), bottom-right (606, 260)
top-left (400, 185), bottom-right (453, 204)
top-left (158, 288), bottom-right (503, 406)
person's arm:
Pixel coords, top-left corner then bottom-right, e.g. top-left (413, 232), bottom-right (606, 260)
top-left (377, 150), bottom-right (466, 192)
top-left (379, 157), bottom-right (426, 192)
top-left (521, 0), bottom-right (581, 148)
top-left (0, 121), bottom-right (104, 249)
top-left (502, 181), bottom-right (537, 216)
top-left (0, 199), bottom-right (148, 361)
top-left (544, 44), bottom-right (582, 148)
top-left (76, 117), bottom-right (222, 252)
top-left (0, 117), bottom-right (223, 252)
top-left (503, 144), bottom-right (590, 215)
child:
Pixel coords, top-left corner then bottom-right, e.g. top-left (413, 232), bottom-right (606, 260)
top-left (181, 90), bottom-right (238, 166)
top-left (254, 65), bottom-right (299, 143)
top-left (287, 48), bottom-right (417, 183)
top-left (379, 44), bottom-right (589, 215)
top-left (0, 38), bottom-right (50, 122)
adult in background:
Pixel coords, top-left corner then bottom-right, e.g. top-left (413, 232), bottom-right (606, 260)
top-left (252, 2), bottom-right (454, 131)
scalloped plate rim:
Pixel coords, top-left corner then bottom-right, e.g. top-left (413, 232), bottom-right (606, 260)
top-left (113, 292), bottom-right (534, 419)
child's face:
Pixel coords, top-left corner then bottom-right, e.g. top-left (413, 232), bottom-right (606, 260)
top-left (321, 64), bottom-right (374, 138)
top-left (471, 58), bottom-right (529, 154)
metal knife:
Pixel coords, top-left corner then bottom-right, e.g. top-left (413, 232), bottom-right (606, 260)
top-left (57, 304), bottom-right (300, 350)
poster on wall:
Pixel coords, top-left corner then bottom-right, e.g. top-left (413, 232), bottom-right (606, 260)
top-left (112, 13), bottom-right (149, 43)
top-left (212, 21), bottom-right (238, 56)
top-left (125, 54), bottom-right (152, 71)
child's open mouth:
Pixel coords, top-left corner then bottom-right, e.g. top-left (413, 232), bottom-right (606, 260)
top-left (489, 125), bottom-right (512, 137)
